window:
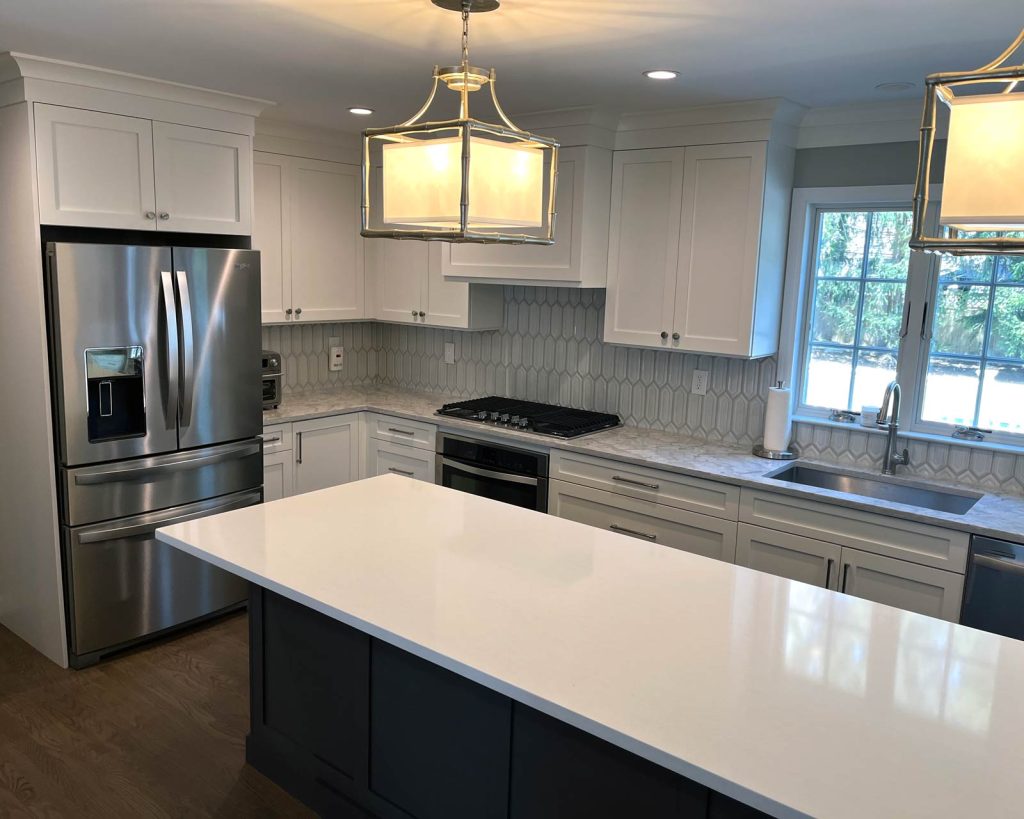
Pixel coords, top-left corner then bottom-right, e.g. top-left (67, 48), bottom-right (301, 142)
top-left (801, 209), bottom-right (910, 412)
top-left (921, 235), bottom-right (1024, 434)
top-left (788, 187), bottom-right (1024, 445)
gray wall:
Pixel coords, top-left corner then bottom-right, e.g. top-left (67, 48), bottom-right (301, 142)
top-left (794, 140), bottom-right (945, 188)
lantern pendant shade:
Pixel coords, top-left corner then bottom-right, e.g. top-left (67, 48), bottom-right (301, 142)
top-left (382, 135), bottom-right (544, 229)
top-left (939, 93), bottom-right (1024, 232)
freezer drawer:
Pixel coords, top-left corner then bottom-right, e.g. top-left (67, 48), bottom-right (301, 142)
top-left (64, 489), bottom-right (259, 662)
top-left (62, 438), bottom-right (262, 526)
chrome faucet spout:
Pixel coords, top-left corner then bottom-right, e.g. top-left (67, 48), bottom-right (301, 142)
top-left (878, 380), bottom-right (909, 475)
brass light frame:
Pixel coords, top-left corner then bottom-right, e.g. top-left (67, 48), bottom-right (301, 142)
top-left (911, 28), bottom-right (1024, 256)
top-left (360, 0), bottom-right (559, 245)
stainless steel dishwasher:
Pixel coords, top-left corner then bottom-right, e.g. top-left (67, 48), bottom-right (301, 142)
top-left (961, 536), bottom-right (1024, 640)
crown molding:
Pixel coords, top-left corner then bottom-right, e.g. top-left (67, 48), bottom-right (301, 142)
top-left (796, 100), bottom-right (947, 149)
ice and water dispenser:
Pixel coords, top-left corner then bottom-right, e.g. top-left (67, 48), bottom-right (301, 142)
top-left (84, 346), bottom-right (146, 442)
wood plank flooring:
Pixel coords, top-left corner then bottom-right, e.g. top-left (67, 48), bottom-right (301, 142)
top-left (0, 613), bottom-right (312, 818)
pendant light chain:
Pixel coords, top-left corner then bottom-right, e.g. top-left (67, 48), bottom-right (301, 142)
top-left (461, 0), bottom-right (471, 67)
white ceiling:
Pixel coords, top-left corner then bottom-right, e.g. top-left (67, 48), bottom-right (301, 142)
top-left (0, 0), bottom-right (1020, 132)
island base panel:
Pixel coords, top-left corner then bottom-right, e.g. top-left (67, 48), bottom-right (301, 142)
top-left (247, 586), bottom-right (772, 819)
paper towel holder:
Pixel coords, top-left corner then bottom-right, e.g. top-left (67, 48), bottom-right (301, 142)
top-left (752, 444), bottom-right (798, 461)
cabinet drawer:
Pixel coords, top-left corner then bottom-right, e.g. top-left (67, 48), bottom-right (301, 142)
top-left (550, 450), bottom-right (738, 520)
top-left (368, 414), bottom-right (436, 451)
top-left (739, 489), bottom-right (969, 573)
top-left (367, 438), bottom-right (436, 483)
top-left (839, 546), bottom-right (964, 622)
top-left (549, 480), bottom-right (737, 563)
top-left (260, 423), bottom-right (292, 454)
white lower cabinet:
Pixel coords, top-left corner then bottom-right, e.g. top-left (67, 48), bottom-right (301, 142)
top-left (549, 479), bottom-right (737, 563)
top-left (736, 523), bottom-right (841, 590)
top-left (839, 546), bottom-right (964, 622)
top-left (292, 414), bottom-right (361, 495)
top-left (366, 438), bottom-right (435, 482)
top-left (262, 450), bottom-right (295, 502)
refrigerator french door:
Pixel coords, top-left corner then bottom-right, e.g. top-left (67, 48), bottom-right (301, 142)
top-left (46, 243), bottom-right (262, 667)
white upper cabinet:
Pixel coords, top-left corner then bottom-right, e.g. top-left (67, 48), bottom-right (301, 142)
top-left (366, 237), bottom-right (503, 330)
top-left (34, 104), bottom-right (252, 235)
top-left (604, 140), bottom-right (793, 358)
top-left (290, 158), bottom-right (364, 323)
top-left (34, 104), bottom-right (156, 230)
top-left (253, 152), bottom-right (366, 324)
top-left (151, 122), bottom-right (252, 235)
top-left (604, 148), bottom-right (684, 349)
top-left (439, 146), bottom-right (612, 287)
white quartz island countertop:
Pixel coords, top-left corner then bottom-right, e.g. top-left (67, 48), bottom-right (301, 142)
top-left (158, 476), bottom-right (1024, 819)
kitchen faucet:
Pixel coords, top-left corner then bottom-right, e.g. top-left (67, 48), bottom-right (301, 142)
top-left (877, 381), bottom-right (910, 475)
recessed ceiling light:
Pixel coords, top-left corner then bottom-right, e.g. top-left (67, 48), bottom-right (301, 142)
top-left (643, 69), bottom-right (678, 81)
top-left (348, 107), bottom-right (374, 115)
top-left (874, 82), bottom-right (914, 93)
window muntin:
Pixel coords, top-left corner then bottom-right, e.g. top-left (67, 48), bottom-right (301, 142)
top-left (801, 209), bottom-right (911, 412)
top-left (921, 235), bottom-right (1024, 433)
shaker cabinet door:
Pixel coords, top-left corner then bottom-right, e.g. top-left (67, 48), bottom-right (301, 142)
top-left (735, 524), bottom-right (841, 590)
top-left (152, 121), bottom-right (252, 235)
top-left (839, 546), bottom-right (964, 622)
top-left (253, 152), bottom-right (292, 323)
top-left (35, 104), bottom-right (157, 230)
top-left (293, 415), bottom-right (361, 495)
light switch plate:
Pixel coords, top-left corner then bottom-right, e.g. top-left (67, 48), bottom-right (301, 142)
top-left (691, 369), bottom-right (709, 396)
top-left (444, 342), bottom-right (455, 365)
top-left (329, 346), bottom-right (344, 372)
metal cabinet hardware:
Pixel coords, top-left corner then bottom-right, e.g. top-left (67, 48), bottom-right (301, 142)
top-left (387, 467), bottom-right (415, 477)
top-left (899, 300), bottom-right (912, 339)
top-left (660, 331), bottom-right (668, 340)
top-left (952, 425), bottom-right (992, 441)
top-left (610, 523), bottom-right (657, 541)
top-left (158, 212), bottom-right (170, 220)
top-left (418, 311), bottom-right (426, 317)
top-left (296, 432), bottom-right (303, 464)
top-left (257, 433), bottom-right (281, 444)
top-left (285, 308), bottom-right (293, 316)
top-left (920, 300), bottom-right (931, 341)
top-left (825, 558), bottom-right (834, 589)
top-left (841, 563), bottom-right (851, 593)
top-left (295, 307), bottom-right (302, 316)
top-left (145, 211), bottom-right (156, 220)
top-left (387, 427), bottom-right (414, 435)
top-left (411, 310), bottom-right (418, 317)
top-left (672, 332), bottom-right (680, 341)
top-left (611, 475), bottom-right (659, 490)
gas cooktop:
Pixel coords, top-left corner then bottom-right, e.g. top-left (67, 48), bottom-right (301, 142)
top-left (436, 397), bottom-right (621, 439)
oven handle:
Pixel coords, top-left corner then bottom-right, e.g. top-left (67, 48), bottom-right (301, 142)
top-left (440, 457), bottom-right (540, 486)
top-left (973, 553), bottom-right (1024, 575)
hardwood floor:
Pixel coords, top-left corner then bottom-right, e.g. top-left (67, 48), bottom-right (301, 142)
top-left (0, 613), bottom-right (313, 818)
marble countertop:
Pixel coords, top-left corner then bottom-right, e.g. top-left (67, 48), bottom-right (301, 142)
top-left (264, 385), bottom-right (1024, 543)
top-left (157, 475), bottom-right (1024, 819)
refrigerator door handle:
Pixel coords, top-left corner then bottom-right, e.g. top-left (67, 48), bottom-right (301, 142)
top-left (74, 440), bottom-right (261, 486)
top-left (76, 490), bottom-right (262, 544)
top-left (176, 269), bottom-right (196, 427)
top-left (160, 270), bottom-right (180, 425)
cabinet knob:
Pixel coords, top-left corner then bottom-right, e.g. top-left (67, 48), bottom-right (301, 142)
top-left (660, 331), bottom-right (668, 340)
top-left (411, 310), bottom-right (418, 317)
top-left (295, 307), bottom-right (302, 317)
top-left (144, 211), bottom-right (156, 220)
top-left (285, 308), bottom-right (293, 316)
top-left (158, 212), bottom-right (170, 221)
top-left (418, 311), bottom-right (426, 318)
top-left (672, 332), bottom-right (680, 341)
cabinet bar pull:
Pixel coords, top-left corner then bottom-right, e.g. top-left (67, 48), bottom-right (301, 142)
top-left (825, 557), bottom-right (834, 589)
top-left (611, 475), bottom-right (659, 490)
top-left (841, 562), bottom-right (851, 593)
top-left (387, 427), bottom-right (414, 435)
top-left (919, 300), bottom-right (931, 341)
top-left (296, 431), bottom-right (303, 465)
top-left (257, 433), bottom-right (281, 444)
top-left (898, 299), bottom-right (912, 339)
top-left (610, 524), bottom-right (657, 541)
top-left (387, 467), bottom-right (415, 477)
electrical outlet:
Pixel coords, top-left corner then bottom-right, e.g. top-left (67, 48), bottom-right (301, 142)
top-left (444, 342), bottom-right (455, 365)
top-left (691, 369), bottom-right (709, 396)
top-left (329, 345), bottom-right (344, 372)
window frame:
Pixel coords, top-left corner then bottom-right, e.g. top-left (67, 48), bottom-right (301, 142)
top-left (782, 184), bottom-right (1024, 449)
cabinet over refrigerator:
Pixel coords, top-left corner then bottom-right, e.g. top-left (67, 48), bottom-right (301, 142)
top-left (46, 242), bottom-right (262, 667)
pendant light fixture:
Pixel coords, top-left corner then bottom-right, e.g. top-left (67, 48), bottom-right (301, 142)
top-left (360, 0), bottom-right (559, 244)
top-left (911, 28), bottom-right (1024, 255)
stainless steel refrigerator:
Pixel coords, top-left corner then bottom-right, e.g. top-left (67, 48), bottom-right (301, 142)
top-left (46, 243), bottom-right (263, 667)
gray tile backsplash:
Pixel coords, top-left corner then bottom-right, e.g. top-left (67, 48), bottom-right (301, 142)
top-left (264, 286), bottom-right (1023, 493)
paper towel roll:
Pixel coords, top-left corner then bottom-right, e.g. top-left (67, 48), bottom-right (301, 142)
top-left (762, 387), bottom-right (792, 452)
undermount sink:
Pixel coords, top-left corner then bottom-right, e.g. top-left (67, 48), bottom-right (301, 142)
top-left (766, 464), bottom-right (982, 515)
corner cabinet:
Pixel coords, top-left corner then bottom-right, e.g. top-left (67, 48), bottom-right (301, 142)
top-left (366, 240), bottom-right (503, 330)
top-left (34, 103), bottom-right (252, 235)
top-left (253, 152), bottom-right (365, 324)
top-left (603, 141), bottom-right (793, 358)
top-left (292, 415), bottom-right (362, 495)
top-left (439, 146), bottom-right (613, 288)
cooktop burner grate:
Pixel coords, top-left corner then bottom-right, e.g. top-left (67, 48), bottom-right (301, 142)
top-left (437, 397), bottom-right (621, 438)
